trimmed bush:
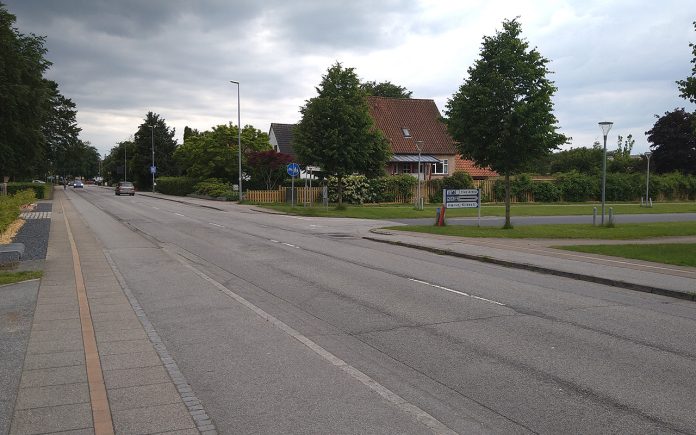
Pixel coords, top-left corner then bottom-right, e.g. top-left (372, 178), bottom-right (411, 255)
top-left (155, 177), bottom-right (197, 196)
top-left (532, 181), bottom-right (561, 202)
top-left (7, 182), bottom-right (49, 199)
top-left (194, 178), bottom-right (235, 198)
top-left (605, 173), bottom-right (642, 201)
top-left (429, 171), bottom-right (473, 203)
top-left (556, 171), bottom-right (598, 202)
top-left (383, 174), bottom-right (417, 203)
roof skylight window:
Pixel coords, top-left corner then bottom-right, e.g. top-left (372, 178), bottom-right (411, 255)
top-left (401, 128), bottom-right (411, 138)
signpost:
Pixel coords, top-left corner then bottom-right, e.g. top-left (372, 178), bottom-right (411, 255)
top-left (287, 163), bottom-right (300, 207)
top-left (444, 188), bottom-right (481, 226)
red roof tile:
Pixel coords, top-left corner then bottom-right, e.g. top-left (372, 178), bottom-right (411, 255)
top-left (455, 157), bottom-right (499, 177)
top-left (366, 96), bottom-right (457, 155)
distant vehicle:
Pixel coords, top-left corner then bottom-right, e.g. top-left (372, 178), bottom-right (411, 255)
top-left (115, 181), bottom-right (135, 196)
top-left (31, 179), bottom-right (46, 184)
top-left (73, 180), bottom-right (84, 188)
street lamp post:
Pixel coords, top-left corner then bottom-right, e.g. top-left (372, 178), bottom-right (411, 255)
top-left (415, 140), bottom-right (423, 210)
top-left (598, 121), bottom-right (613, 225)
top-left (124, 143), bottom-right (127, 182)
top-left (148, 125), bottom-right (155, 192)
top-left (645, 151), bottom-right (652, 207)
top-left (230, 80), bottom-right (242, 203)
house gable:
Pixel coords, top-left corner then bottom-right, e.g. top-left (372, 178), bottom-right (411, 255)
top-left (269, 123), bottom-right (296, 158)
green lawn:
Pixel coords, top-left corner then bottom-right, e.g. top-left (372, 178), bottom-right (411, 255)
top-left (260, 202), bottom-right (696, 220)
top-left (384, 221), bottom-right (696, 240)
top-left (555, 243), bottom-right (696, 267)
top-left (0, 270), bottom-right (42, 286)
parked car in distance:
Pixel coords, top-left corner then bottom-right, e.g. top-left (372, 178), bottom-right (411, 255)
top-left (73, 180), bottom-right (84, 188)
top-left (31, 179), bottom-right (46, 184)
top-left (115, 181), bottom-right (135, 196)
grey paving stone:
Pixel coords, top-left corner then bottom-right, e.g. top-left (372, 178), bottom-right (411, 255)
top-left (95, 327), bottom-right (147, 343)
top-left (15, 382), bottom-right (89, 409)
top-left (107, 382), bottom-right (182, 411)
top-left (90, 310), bottom-right (139, 323)
top-left (93, 319), bottom-right (144, 335)
top-left (112, 402), bottom-right (196, 434)
top-left (19, 365), bottom-right (86, 388)
top-left (97, 339), bottom-right (154, 356)
top-left (35, 296), bottom-right (76, 306)
top-left (10, 403), bottom-right (92, 435)
top-left (31, 318), bottom-right (82, 332)
top-left (28, 328), bottom-right (82, 343)
top-left (156, 429), bottom-right (199, 435)
top-left (100, 349), bottom-right (162, 371)
top-left (90, 303), bottom-right (133, 313)
top-left (103, 365), bottom-right (171, 389)
top-left (22, 350), bottom-right (85, 370)
top-left (27, 336), bottom-right (83, 354)
top-left (31, 309), bottom-right (79, 322)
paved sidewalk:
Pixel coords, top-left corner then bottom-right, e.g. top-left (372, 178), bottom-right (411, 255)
top-left (8, 190), bottom-right (213, 434)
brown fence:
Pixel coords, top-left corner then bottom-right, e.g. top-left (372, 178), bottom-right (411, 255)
top-left (245, 179), bottom-right (541, 204)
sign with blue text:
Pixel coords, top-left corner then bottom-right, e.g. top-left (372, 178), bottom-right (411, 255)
top-left (287, 163), bottom-right (300, 177)
top-left (444, 189), bottom-right (479, 208)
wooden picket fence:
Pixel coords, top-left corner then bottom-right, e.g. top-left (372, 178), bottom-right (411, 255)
top-left (245, 178), bottom-right (541, 204)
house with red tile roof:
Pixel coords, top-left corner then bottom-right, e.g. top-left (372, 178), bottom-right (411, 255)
top-left (269, 96), bottom-right (497, 180)
top-left (366, 96), bottom-right (497, 180)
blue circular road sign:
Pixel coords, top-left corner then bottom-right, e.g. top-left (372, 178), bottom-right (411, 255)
top-left (287, 163), bottom-right (300, 177)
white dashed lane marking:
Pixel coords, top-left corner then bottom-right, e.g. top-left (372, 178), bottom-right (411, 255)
top-left (408, 278), bottom-right (505, 306)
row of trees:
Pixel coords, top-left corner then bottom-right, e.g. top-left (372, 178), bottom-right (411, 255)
top-left (0, 2), bottom-right (99, 181)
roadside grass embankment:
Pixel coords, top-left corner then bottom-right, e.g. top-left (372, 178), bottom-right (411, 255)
top-left (554, 244), bottom-right (696, 268)
top-left (261, 201), bottom-right (696, 219)
top-left (0, 270), bottom-right (42, 286)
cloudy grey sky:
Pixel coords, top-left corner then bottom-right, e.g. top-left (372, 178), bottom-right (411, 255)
top-left (5, 0), bottom-right (696, 158)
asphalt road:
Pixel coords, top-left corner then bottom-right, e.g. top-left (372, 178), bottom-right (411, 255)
top-left (66, 186), bottom-right (696, 434)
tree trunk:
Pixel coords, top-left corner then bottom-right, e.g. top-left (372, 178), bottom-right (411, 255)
top-left (337, 175), bottom-right (343, 208)
top-left (503, 173), bottom-right (513, 229)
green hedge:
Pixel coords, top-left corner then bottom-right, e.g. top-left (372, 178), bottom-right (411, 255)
top-left (429, 172), bottom-right (473, 203)
top-left (193, 179), bottom-right (238, 200)
top-left (155, 177), bottom-right (197, 196)
top-left (7, 182), bottom-right (50, 199)
top-left (0, 189), bottom-right (36, 233)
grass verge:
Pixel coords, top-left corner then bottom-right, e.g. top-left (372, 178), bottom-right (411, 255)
top-left (384, 221), bottom-right (696, 240)
top-left (261, 202), bottom-right (696, 219)
top-left (0, 270), bottom-right (42, 286)
top-left (555, 244), bottom-right (696, 267)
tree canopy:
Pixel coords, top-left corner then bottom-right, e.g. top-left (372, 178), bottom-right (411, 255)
top-left (646, 108), bottom-right (696, 175)
top-left (677, 21), bottom-right (696, 104)
top-left (360, 80), bottom-right (412, 98)
top-left (294, 62), bottom-right (391, 206)
top-left (174, 123), bottom-right (271, 183)
top-left (132, 112), bottom-right (178, 189)
top-left (445, 18), bottom-right (567, 227)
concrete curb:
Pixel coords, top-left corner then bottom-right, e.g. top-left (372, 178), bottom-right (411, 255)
top-left (0, 242), bottom-right (25, 264)
top-left (362, 235), bottom-right (696, 302)
top-left (137, 192), bottom-right (226, 211)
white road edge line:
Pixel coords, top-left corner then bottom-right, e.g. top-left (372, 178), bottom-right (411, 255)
top-left (167, 249), bottom-right (456, 435)
top-left (174, 212), bottom-right (185, 217)
top-left (409, 278), bottom-right (506, 306)
top-left (208, 222), bottom-right (224, 227)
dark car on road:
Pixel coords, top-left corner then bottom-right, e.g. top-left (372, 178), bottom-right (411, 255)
top-left (73, 180), bottom-right (84, 188)
top-left (115, 181), bottom-right (135, 196)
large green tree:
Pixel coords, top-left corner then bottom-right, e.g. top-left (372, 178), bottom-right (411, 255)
top-left (174, 123), bottom-right (271, 183)
top-left (0, 2), bottom-right (51, 179)
top-left (360, 80), bottom-right (412, 98)
top-left (132, 112), bottom-right (178, 189)
top-left (102, 140), bottom-right (135, 185)
top-left (294, 62), bottom-right (391, 206)
top-left (445, 18), bottom-right (567, 228)
top-left (677, 21), bottom-right (696, 103)
top-left (646, 108), bottom-right (696, 175)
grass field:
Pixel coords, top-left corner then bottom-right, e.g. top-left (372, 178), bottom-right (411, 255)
top-left (0, 270), bottom-right (42, 286)
top-left (384, 221), bottom-right (696, 240)
top-left (555, 243), bottom-right (696, 267)
top-left (261, 201), bottom-right (696, 219)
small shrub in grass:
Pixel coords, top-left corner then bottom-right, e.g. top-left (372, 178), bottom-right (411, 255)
top-left (194, 178), bottom-right (235, 198)
top-left (156, 177), bottom-right (198, 196)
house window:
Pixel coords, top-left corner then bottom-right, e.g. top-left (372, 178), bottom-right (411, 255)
top-left (432, 159), bottom-right (448, 175)
top-left (402, 163), bottom-right (412, 173)
top-left (401, 128), bottom-right (411, 138)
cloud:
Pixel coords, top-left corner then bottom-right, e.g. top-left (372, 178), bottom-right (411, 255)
top-left (4, 0), bottom-right (696, 158)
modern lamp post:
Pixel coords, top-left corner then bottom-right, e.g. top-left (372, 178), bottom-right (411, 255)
top-left (598, 121), bottom-right (613, 225)
top-left (148, 124), bottom-right (155, 192)
top-left (645, 151), bottom-right (652, 207)
top-left (415, 140), bottom-right (423, 210)
top-left (230, 80), bottom-right (242, 203)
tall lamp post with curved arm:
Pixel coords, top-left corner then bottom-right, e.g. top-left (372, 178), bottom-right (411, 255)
top-left (230, 80), bottom-right (242, 203)
top-left (599, 121), bottom-right (613, 225)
